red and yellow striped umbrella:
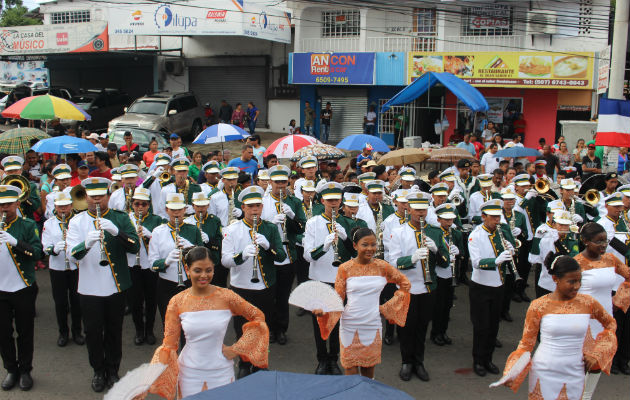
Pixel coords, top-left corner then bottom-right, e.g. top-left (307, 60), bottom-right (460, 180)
top-left (2, 94), bottom-right (91, 121)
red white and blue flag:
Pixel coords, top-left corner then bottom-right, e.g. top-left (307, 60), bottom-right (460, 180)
top-left (595, 98), bottom-right (630, 147)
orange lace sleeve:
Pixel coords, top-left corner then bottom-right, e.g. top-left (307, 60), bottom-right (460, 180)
top-left (380, 262), bottom-right (411, 327)
top-left (225, 289), bottom-right (269, 369)
top-left (612, 256), bottom-right (630, 312)
top-left (584, 297), bottom-right (618, 375)
top-left (334, 262), bottom-right (348, 302)
top-left (148, 292), bottom-right (183, 400)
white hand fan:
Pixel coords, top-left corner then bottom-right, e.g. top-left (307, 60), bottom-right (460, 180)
top-left (489, 352), bottom-right (531, 388)
top-left (289, 281), bottom-right (344, 312)
top-left (104, 363), bottom-right (167, 400)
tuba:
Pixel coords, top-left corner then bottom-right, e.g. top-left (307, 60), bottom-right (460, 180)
top-left (582, 189), bottom-right (600, 206)
top-left (1, 174), bottom-right (30, 202)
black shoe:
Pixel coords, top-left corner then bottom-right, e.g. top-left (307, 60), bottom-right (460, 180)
top-left (618, 362), bottom-right (630, 375)
top-left (237, 365), bottom-right (251, 379)
top-left (414, 363), bottom-right (430, 381)
top-left (511, 293), bottom-right (522, 303)
top-left (441, 333), bottom-right (452, 345)
top-left (611, 363), bottom-right (620, 375)
top-left (431, 335), bottom-right (445, 346)
top-left (91, 373), bottom-right (106, 393)
top-left (473, 363), bottom-right (487, 377)
top-left (19, 372), bottom-right (33, 391)
top-left (276, 332), bottom-right (287, 345)
top-left (501, 312), bottom-right (513, 322)
top-left (314, 361), bottom-right (328, 375)
top-left (57, 333), bottom-right (69, 347)
top-left (134, 332), bottom-right (145, 346)
top-left (1, 372), bottom-right (18, 391)
top-left (145, 332), bottom-right (156, 345)
top-left (72, 332), bottom-right (85, 346)
top-left (106, 371), bottom-right (119, 389)
top-left (327, 360), bottom-right (342, 375)
top-left (520, 292), bottom-right (531, 302)
top-left (495, 339), bottom-right (503, 348)
top-left (399, 364), bottom-right (413, 381)
top-left (484, 361), bottom-right (500, 375)
top-left (269, 332), bottom-right (276, 344)
top-left (296, 308), bottom-right (306, 317)
top-left (383, 333), bottom-right (393, 345)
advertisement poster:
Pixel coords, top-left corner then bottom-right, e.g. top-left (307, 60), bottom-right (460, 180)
top-left (0, 22), bottom-right (108, 55)
top-left (0, 59), bottom-right (47, 84)
top-left (408, 51), bottom-right (594, 89)
top-left (291, 52), bottom-right (375, 85)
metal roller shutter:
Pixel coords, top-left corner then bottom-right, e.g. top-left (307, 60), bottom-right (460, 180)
top-left (189, 66), bottom-right (267, 126)
top-left (321, 95), bottom-right (367, 143)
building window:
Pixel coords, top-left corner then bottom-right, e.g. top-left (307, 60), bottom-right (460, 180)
top-left (413, 8), bottom-right (436, 51)
top-left (579, 0), bottom-right (593, 36)
top-left (51, 10), bottom-right (91, 24)
top-left (461, 5), bottom-right (513, 36)
top-left (321, 10), bottom-right (360, 38)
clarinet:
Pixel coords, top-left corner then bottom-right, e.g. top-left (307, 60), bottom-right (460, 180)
top-left (331, 207), bottom-right (341, 267)
top-left (95, 204), bottom-right (109, 267)
top-left (448, 226), bottom-right (457, 287)
top-left (375, 204), bottom-right (384, 258)
top-left (496, 224), bottom-right (522, 281)
top-left (133, 210), bottom-right (143, 268)
top-left (174, 217), bottom-right (185, 287)
top-left (61, 213), bottom-right (71, 271)
top-left (278, 189), bottom-right (289, 245)
top-left (419, 216), bottom-right (432, 285)
top-left (250, 215), bottom-right (261, 283)
top-left (228, 188), bottom-right (237, 225)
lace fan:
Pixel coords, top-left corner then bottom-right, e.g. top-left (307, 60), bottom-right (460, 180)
top-left (104, 363), bottom-right (167, 400)
top-left (489, 352), bottom-right (531, 388)
top-left (289, 281), bottom-right (344, 312)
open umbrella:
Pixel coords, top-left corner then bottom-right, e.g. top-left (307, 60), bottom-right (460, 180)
top-left (336, 134), bottom-right (390, 153)
top-left (31, 135), bottom-right (97, 154)
top-left (0, 128), bottom-right (49, 154)
top-left (185, 371), bottom-right (414, 400)
top-left (495, 146), bottom-right (541, 158)
top-left (264, 134), bottom-right (321, 159)
top-left (377, 147), bottom-right (432, 166)
top-left (2, 95), bottom-right (91, 121)
top-left (193, 123), bottom-right (250, 144)
top-left (429, 147), bottom-right (474, 163)
top-left (290, 144), bottom-right (345, 161)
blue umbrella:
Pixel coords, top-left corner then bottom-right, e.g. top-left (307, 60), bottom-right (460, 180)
top-left (184, 371), bottom-right (413, 400)
top-left (495, 146), bottom-right (541, 158)
top-left (193, 123), bottom-right (250, 145)
top-left (336, 134), bottom-right (390, 153)
top-left (31, 135), bottom-right (98, 154)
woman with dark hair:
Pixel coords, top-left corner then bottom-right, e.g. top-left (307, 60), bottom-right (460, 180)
top-left (494, 253), bottom-right (618, 400)
top-left (142, 247), bottom-right (269, 399)
top-left (88, 152), bottom-right (112, 179)
top-left (314, 227), bottom-right (410, 378)
top-left (231, 103), bottom-right (246, 129)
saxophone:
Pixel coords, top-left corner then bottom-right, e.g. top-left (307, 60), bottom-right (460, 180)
top-left (419, 216), bottom-right (432, 285)
top-left (227, 188), bottom-right (237, 225)
top-left (375, 203), bottom-right (384, 258)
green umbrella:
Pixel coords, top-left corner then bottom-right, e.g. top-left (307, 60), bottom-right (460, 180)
top-left (0, 128), bottom-right (50, 155)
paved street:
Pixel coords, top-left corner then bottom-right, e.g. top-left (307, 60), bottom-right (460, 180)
top-left (3, 270), bottom-right (627, 400)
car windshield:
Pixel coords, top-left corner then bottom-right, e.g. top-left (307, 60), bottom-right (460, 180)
top-left (71, 96), bottom-right (95, 110)
top-left (110, 129), bottom-right (169, 149)
top-left (127, 100), bottom-right (166, 115)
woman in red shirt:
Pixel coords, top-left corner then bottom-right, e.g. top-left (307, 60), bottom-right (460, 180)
top-left (143, 138), bottom-right (159, 168)
top-left (88, 152), bottom-right (112, 179)
top-left (471, 134), bottom-right (485, 160)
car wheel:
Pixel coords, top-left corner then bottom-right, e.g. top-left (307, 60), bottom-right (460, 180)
top-left (190, 120), bottom-right (202, 139)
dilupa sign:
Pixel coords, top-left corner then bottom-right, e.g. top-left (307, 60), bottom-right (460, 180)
top-left (291, 52), bottom-right (375, 85)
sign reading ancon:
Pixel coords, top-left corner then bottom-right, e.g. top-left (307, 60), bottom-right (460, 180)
top-left (291, 52), bottom-right (375, 85)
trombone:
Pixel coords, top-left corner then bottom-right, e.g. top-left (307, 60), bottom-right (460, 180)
top-left (534, 178), bottom-right (558, 200)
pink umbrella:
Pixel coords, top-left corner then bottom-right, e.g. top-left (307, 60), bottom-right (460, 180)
top-left (264, 134), bottom-right (321, 159)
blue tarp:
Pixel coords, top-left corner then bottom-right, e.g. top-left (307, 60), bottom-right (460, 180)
top-left (381, 72), bottom-right (489, 113)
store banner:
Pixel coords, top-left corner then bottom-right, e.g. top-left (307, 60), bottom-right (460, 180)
top-left (0, 22), bottom-right (108, 55)
top-left (597, 46), bottom-right (611, 94)
top-left (408, 51), bottom-right (594, 89)
top-left (291, 52), bottom-right (375, 85)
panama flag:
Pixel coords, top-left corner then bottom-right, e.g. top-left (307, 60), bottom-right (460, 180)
top-left (595, 98), bottom-right (630, 147)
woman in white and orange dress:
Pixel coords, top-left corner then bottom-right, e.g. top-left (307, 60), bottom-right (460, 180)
top-left (574, 223), bottom-right (630, 399)
top-left (315, 227), bottom-right (410, 378)
top-left (144, 247), bottom-right (269, 399)
top-left (495, 254), bottom-right (617, 400)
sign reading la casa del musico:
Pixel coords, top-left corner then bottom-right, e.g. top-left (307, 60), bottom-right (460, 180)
top-left (408, 51), bottom-right (595, 89)
top-left (291, 52), bottom-right (375, 85)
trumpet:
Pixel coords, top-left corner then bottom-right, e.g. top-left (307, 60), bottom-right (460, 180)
top-left (250, 215), bottom-right (261, 283)
top-left (331, 207), bottom-right (341, 267)
top-left (61, 213), bottom-right (71, 271)
top-left (278, 189), bottom-right (288, 245)
top-left (159, 171), bottom-right (171, 184)
top-left (174, 217), bottom-right (185, 287)
top-left (95, 204), bottom-right (109, 267)
top-left (496, 225), bottom-right (522, 282)
top-left (133, 210), bottom-right (143, 268)
top-left (419, 216), bottom-right (432, 285)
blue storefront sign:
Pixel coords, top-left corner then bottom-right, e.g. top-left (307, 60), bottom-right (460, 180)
top-left (290, 52), bottom-right (375, 85)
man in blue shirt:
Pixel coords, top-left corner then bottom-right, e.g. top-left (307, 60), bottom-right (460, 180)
top-left (247, 102), bottom-right (260, 134)
top-left (228, 144), bottom-right (258, 179)
top-left (356, 144), bottom-right (373, 174)
top-left (456, 133), bottom-right (476, 156)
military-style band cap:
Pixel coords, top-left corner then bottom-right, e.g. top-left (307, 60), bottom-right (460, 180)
top-left (605, 192), bottom-right (624, 206)
top-left (132, 187), bottom-right (151, 201)
top-left (366, 179), bottom-right (385, 193)
top-left (202, 161), bottom-right (221, 174)
top-left (392, 189), bottom-right (411, 203)
top-left (430, 183), bottom-right (449, 196)
top-left (298, 156), bottom-right (318, 169)
top-left (606, 172), bottom-right (618, 181)
top-left (120, 163), bottom-right (139, 178)
top-left (257, 170), bottom-right (270, 181)
top-left (618, 184), bottom-right (630, 197)
top-left (110, 167), bottom-right (121, 182)
top-left (221, 167), bottom-right (239, 180)
top-left (268, 165), bottom-right (290, 181)
top-left (53, 189), bottom-right (72, 206)
top-left (553, 210), bottom-right (572, 225)
top-left (457, 159), bottom-right (471, 168)
top-left (1, 156), bottom-right (23, 172)
top-left (170, 157), bottom-right (190, 171)
top-left (513, 174), bottom-right (531, 186)
top-left (238, 185), bottom-right (265, 205)
top-left (81, 177), bottom-right (111, 196)
top-left (52, 163), bottom-right (72, 180)
top-left (407, 192), bottom-right (430, 210)
top-left (438, 170), bottom-right (456, 182)
top-left (343, 192), bottom-right (360, 207)
top-left (191, 192), bottom-right (210, 206)
top-left (0, 185), bottom-right (21, 204)
top-left (301, 180), bottom-right (316, 192)
top-left (534, 159), bottom-right (547, 167)
top-left (435, 203), bottom-right (457, 219)
top-left (500, 186), bottom-right (517, 199)
top-left (478, 173), bottom-right (494, 187)
top-left (481, 199), bottom-right (503, 216)
top-left (560, 178), bottom-right (577, 190)
top-left (154, 153), bottom-right (171, 166)
top-left (165, 192), bottom-right (186, 209)
top-left (317, 181), bottom-right (343, 200)
top-left (357, 172), bottom-right (376, 184)
top-left (399, 167), bottom-right (416, 181)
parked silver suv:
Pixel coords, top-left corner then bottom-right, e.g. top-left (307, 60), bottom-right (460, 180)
top-left (108, 92), bottom-right (204, 140)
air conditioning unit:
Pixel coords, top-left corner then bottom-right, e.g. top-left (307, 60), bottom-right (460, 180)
top-left (164, 60), bottom-right (185, 76)
top-left (527, 11), bottom-right (557, 35)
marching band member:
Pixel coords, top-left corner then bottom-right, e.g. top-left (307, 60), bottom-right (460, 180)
top-left (295, 180), bottom-right (318, 292)
top-left (453, 159), bottom-right (480, 219)
top-left (512, 173), bottom-right (540, 301)
top-left (467, 174), bottom-right (499, 225)
top-left (336, 192), bottom-right (368, 261)
top-left (185, 192), bottom-right (223, 286)
top-left (199, 161), bottom-right (222, 196)
top-left (0, 185), bottom-right (42, 392)
top-left (614, 185), bottom-right (630, 375)
top-left (356, 172), bottom-right (376, 204)
top-left (438, 170), bottom-right (457, 195)
top-left (430, 203), bottom-right (462, 347)
top-left (398, 167), bottom-right (416, 190)
top-left (355, 180), bottom-right (394, 236)
top-left (42, 191), bottom-right (83, 348)
top-left (127, 187), bottom-right (164, 346)
top-left (547, 178), bottom-right (586, 225)
top-left (595, 192), bottom-right (630, 266)
top-left (209, 167), bottom-right (241, 227)
top-left (66, 177), bottom-right (139, 392)
top-left (303, 182), bottom-right (347, 375)
top-left (158, 158), bottom-right (202, 217)
top-left (294, 156), bottom-right (319, 200)
top-left (467, 199), bottom-right (515, 377)
top-left (1, 156), bottom-right (40, 219)
top-left (533, 159), bottom-right (552, 183)
top-left (597, 172), bottom-right (619, 216)
top-left (44, 164), bottom-right (73, 220)
top-left (141, 153), bottom-right (171, 214)
top-left (256, 169), bottom-right (271, 193)
top-left (149, 193), bottom-right (203, 323)
top-left (108, 164), bottom-right (139, 212)
top-left (427, 183), bottom-right (457, 227)
top-left (388, 192), bottom-right (448, 382)
top-left (221, 186), bottom-right (286, 378)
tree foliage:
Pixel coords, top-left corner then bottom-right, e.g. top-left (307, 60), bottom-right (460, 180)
top-left (0, 0), bottom-right (41, 27)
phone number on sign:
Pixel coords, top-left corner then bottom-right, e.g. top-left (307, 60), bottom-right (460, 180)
top-left (315, 76), bottom-right (349, 84)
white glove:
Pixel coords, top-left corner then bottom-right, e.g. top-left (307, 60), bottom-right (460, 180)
top-left (503, 240), bottom-right (515, 254)
top-left (141, 226), bottom-right (152, 239)
top-left (98, 219), bottom-right (119, 236)
top-left (200, 231), bottom-right (209, 244)
top-left (335, 223), bottom-right (347, 241)
top-left (281, 203), bottom-right (295, 219)
top-left (549, 228), bottom-right (559, 243)
top-left (242, 244), bottom-right (257, 260)
top-left (424, 237), bottom-right (438, 253)
top-left (511, 227), bottom-right (521, 237)
top-left (323, 232), bottom-right (336, 252)
top-left (185, 205), bottom-right (194, 215)
top-left (411, 248), bottom-right (429, 264)
top-left (254, 233), bottom-right (270, 250)
top-left (272, 214), bottom-right (286, 224)
top-left (571, 214), bottom-right (583, 224)
top-left (495, 250), bottom-right (512, 265)
top-left (449, 244), bottom-right (459, 257)
top-left (53, 240), bottom-right (66, 254)
top-left (85, 230), bottom-right (101, 249)
top-left (231, 207), bottom-right (242, 218)
top-left (165, 248), bottom-right (181, 265)
top-left (179, 238), bottom-right (194, 249)
top-left (525, 189), bottom-right (537, 200)
top-left (151, 166), bottom-right (164, 178)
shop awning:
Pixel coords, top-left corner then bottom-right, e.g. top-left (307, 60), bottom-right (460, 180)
top-left (381, 72), bottom-right (489, 113)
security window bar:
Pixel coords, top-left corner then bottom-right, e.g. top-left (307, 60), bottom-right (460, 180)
top-left (461, 5), bottom-right (513, 36)
top-left (579, 0), bottom-right (593, 36)
top-left (321, 10), bottom-right (360, 38)
top-left (378, 99), bottom-right (404, 134)
top-left (413, 8), bottom-right (436, 51)
top-left (51, 10), bottom-right (91, 24)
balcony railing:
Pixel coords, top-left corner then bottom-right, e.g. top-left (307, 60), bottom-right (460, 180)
top-left (442, 35), bottom-right (526, 52)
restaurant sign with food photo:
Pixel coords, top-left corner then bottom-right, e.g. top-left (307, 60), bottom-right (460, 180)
top-left (408, 51), bottom-right (593, 89)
